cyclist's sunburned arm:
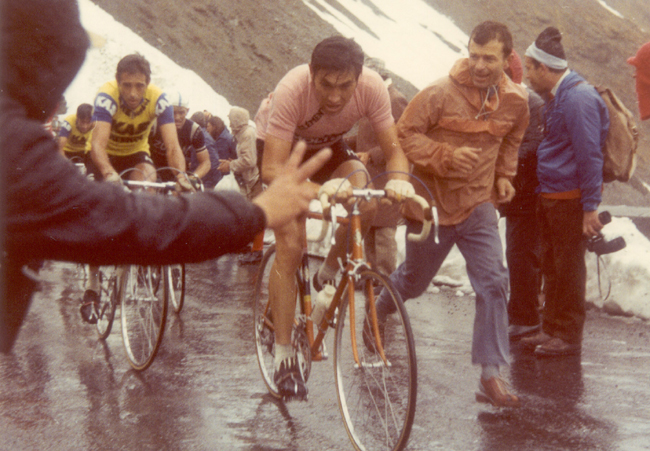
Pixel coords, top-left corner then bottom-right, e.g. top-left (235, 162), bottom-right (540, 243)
top-left (376, 125), bottom-right (410, 181)
top-left (159, 122), bottom-right (186, 174)
top-left (261, 134), bottom-right (293, 184)
top-left (90, 120), bottom-right (115, 178)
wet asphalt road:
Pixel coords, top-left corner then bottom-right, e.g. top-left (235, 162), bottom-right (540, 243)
top-left (2, 255), bottom-right (650, 451)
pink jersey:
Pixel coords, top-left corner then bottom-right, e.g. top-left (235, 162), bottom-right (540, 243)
top-left (255, 65), bottom-right (394, 151)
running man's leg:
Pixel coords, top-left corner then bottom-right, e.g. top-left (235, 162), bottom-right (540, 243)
top-left (376, 219), bottom-right (455, 316)
top-left (455, 203), bottom-right (510, 368)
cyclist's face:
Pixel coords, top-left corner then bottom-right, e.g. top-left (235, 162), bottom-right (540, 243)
top-left (76, 118), bottom-right (94, 133)
top-left (311, 68), bottom-right (358, 115)
top-left (117, 72), bottom-right (148, 110)
top-left (468, 38), bottom-right (508, 89)
top-left (173, 106), bottom-right (188, 129)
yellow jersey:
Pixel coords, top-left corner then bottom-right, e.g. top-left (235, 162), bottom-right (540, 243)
top-left (92, 80), bottom-right (173, 156)
top-left (59, 113), bottom-right (93, 155)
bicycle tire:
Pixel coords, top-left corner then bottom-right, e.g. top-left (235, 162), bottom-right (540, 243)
top-left (167, 264), bottom-right (185, 314)
top-left (96, 266), bottom-right (118, 339)
top-left (253, 245), bottom-right (314, 398)
top-left (120, 265), bottom-right (168, 371)
top-left (334, 269), bottom-right (417, 451)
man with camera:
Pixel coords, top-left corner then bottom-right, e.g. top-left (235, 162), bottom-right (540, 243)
top-left (520, 27), bottom-right (610, 356)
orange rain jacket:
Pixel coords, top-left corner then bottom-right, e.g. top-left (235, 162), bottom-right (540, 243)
top-left (398, 58), bottom-right (529, 226)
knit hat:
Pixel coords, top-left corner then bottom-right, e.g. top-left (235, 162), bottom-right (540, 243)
top-left (505, 50), bottom-right (523, 84)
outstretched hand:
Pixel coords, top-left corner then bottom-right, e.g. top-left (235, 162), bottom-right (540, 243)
top-left (253, 141), bottom-right (331, 230)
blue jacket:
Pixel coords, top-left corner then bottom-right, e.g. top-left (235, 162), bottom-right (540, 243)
top-left (537, 70), bottom-right (609, 211)
top-left (198, 129), bottom-right (237, 188)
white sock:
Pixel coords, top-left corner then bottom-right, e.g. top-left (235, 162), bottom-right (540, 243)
top-left (317, 263), bottom-right (337, 287)
top-left (481, 365), bottom-right (500, 380)
top-left (274, 344), bottom-right (293, 370)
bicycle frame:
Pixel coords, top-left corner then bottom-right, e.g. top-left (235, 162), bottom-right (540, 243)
top-left (301, 193), bottom-right (390, 366)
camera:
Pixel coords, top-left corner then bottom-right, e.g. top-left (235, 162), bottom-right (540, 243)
top-left (586, 211), bottom-right (626, 256)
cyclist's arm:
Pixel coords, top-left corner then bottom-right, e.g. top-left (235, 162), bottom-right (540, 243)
top-left (376, 125), bottom-right (410, 181)
top-left (57, 136), bottom-right (67, 156)
top-left (193, 148), bottom-right (211, 179)
top-left (90, 120), bottom-right (116, 179)
top-left (262, 134), bottom-right (319, 195)
top-left (159, 122), bottom-right (187, 175)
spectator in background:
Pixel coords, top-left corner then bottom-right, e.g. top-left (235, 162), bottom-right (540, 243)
top-left (220, 107), bottom-right (264, 264)
top-left (520, 27), bottom-right (608, 356)
top-left (627, 42), bottom-right (650, 120)
top-left (190, 111), bottom-right (227, 189)
top-left (206, 114), bottom-right (237, 164)
top-left (499, 51), bottom-right (545, 341)
top-left (348, 57), bottom-right (409, 277)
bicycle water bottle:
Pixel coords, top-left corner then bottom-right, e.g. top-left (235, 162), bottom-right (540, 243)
top-left (312, 284), bottom-right (336, 327)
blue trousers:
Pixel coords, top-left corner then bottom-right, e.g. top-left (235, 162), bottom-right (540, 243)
top-left (377, 203), bottom-right (510, 367)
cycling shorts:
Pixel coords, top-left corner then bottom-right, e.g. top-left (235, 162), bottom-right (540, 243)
top-left (108, 152), bottom-right (154, 179)
top-left (304, 139), bottom-right (361, 185)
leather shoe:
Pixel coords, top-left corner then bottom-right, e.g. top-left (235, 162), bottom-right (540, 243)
top-left (534, 337), bottom-right (581, 357)
top-left (508, 324), bottom-right (540, 341)
top-left (476, 376), bottom-right (520, 408)
top-left (518, 331), bottom-right (552, 349)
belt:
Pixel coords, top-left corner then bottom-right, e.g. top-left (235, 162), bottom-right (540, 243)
top-left (540, 188), bottom-right (581, 200)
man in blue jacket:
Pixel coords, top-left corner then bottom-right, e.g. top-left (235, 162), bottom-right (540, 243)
top-left (521, 27), bottom-right (609, 356)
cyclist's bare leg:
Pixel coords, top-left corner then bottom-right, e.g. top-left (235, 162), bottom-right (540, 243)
top-left (269, 217), bottom-right (306, 347)
top-left (130, 161), bottom-right (157, 182)
top-left (320, 159), bottom-right (377, 278)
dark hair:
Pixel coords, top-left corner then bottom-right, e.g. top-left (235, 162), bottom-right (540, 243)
top-left (207, 115), bottom-right (225, 140)
top-left (469, 21), bottom-right (513, 58)
top-left (76, 103), bottom-right (93, 121)
top-left (310, 36), bottom-right (364, 79)
top-left (190, 111), bottom-right (206, 129)
top-left (530, 27), bottom-right (566, 73)
top-left (116, 53), bottom-right (151, 84)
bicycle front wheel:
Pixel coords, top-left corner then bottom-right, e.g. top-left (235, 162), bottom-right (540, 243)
top-left (253, 245), bottom-right (282, 398)
top-left (334, 270), bottom-right (417, 451)
top-left (167, 264), bottom-right (185, 313)
top-left (120, 265), bottom-right (168, 371)
top-left (96, 266), bottom-right (118, 339)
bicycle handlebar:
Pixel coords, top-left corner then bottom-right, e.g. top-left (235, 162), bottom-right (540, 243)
top-left (312, 188), bottom-right (438, 244)
top-left (123, 180), bottom-right (178, 191)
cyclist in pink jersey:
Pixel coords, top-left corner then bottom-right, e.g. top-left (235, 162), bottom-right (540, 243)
top-left (254, 36), bottom-right (414, 399)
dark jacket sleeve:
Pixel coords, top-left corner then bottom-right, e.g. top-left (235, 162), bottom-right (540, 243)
top-left (500, 89), bottom-right (545, 217)
top-left (4, 102), bottom-right (266, 267)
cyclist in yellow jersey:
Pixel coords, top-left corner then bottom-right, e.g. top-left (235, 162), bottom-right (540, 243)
top-left (58, 103), bottom-right (95, 174)
top-left (81, 54), bottom-right (192, 323)
top-left (89, 53), bottom-right (188, 186)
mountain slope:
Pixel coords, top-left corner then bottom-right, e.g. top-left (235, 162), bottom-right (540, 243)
top-left (90, 0), bottom-right (650, 205)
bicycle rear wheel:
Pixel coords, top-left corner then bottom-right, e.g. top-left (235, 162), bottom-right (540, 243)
top-left (96, 266), bottom-right (118, 339)
top-left (167, 264), bottom-right (185, 313)
top-left (334, 269), bottom-right (417, 451)
top-left (120, 265), bottom-right (168, 371)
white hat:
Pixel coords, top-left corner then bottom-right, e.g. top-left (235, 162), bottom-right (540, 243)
top-left (166, 91), bottom-right (189, 109)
